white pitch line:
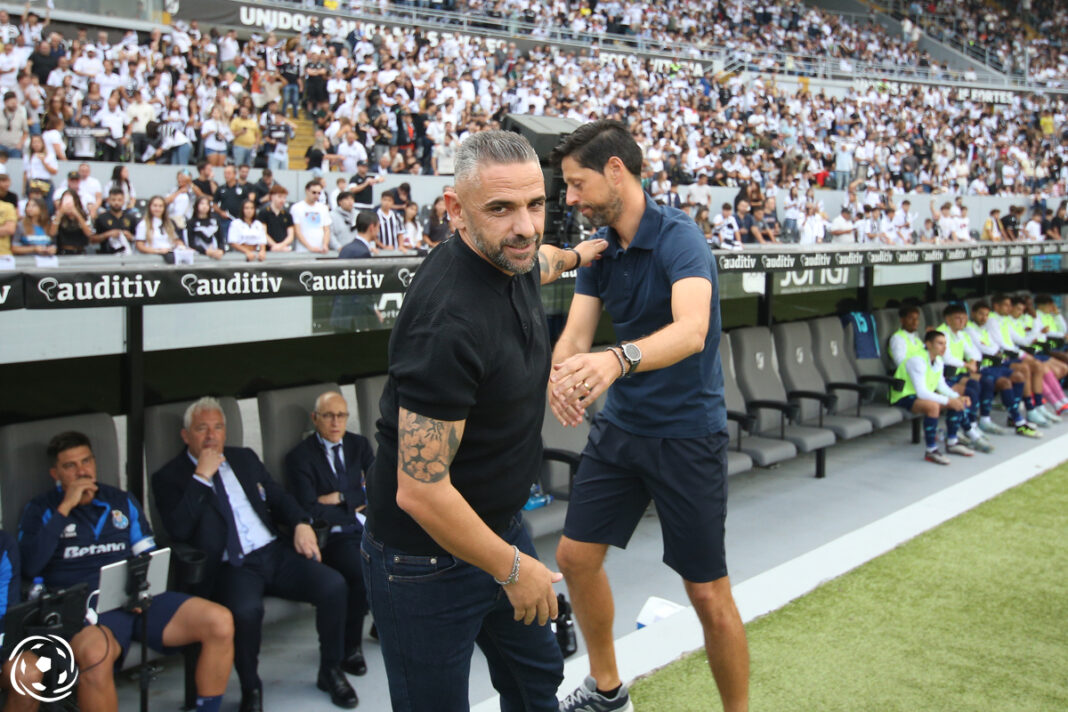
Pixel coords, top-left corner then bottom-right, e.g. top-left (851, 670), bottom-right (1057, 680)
top-left (471, 430), bottom-right (1068, 712)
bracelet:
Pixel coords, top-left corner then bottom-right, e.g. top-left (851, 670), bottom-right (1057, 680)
top-left (565, 247), bottom-right (581, 271)
top-left (607, 346), bottom-right (627, 379)
top-left (493, 545), bottom-right (521, 586)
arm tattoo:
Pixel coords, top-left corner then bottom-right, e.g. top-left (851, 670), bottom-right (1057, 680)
top-left (538, 250), bottom-right (550, 278)
top-left (398, 409), bottom-right (463, 483)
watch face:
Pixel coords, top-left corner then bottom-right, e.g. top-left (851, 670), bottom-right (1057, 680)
top-left (622, 343), bottom-right (641, 362)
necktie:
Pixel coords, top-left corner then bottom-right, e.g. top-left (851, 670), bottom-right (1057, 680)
top-left (331, 444), bottom-right (353, 511)
top-left (211, 474), bottom-right (245, 566)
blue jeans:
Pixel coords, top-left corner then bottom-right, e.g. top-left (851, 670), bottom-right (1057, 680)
top-left (282, 84), bottom-right (301, 117)
top-left (361, 516), bottom-right (563, 712)
top-left (232, 145), bottom-right (254, 167)
top-left (267, 153), bottom-right (288, 171)
top-left (169, 142), bottom-right (192, 165)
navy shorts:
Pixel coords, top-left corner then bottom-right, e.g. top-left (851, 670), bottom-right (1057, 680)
top-left (895, 395), bottom-right (918, 412)
top-left (96, 591), bottom-right (191, 665)
top-left (981, 365), bottom-right (1013, 381)
top-left (563, 416), bottom-right (730, 583)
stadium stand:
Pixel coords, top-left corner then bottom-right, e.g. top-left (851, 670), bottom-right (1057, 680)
top-left (1, 0), bottom-right (1068, 708)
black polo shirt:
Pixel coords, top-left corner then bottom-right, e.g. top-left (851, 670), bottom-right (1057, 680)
top-left (215, 182), bottom-right (246, 220)
top-left (256, 205), bottom-right (293, 243)
top-left (366, 235), bottom-right (550, 554)
top-left (94, 209), bottom-right (136, 254)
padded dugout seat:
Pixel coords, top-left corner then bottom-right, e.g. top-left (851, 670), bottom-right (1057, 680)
top-left (808, 317), bottom-right (905, 429)
top-left (718, 333), bottom-right (796, 468)
top-left (257, 383), bottom-right (340, 492)
top-left (355, 374), bottom-right (389, 453)
top-left (772, 322), bottom-right (874, 441)
top-left (0, 413), bottom-right (120, 530)
top-left (730, 327), bottom-right (836, 477)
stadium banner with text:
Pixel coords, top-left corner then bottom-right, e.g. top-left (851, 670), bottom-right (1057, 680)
top-left (713, 243), bottom-right (1068, 273)
top-left (19, 259), bottom-right (421, 310)
top-left (0, 271), bottom-right (23, 311)
top-left (172, 0), bottom-right (419, 39)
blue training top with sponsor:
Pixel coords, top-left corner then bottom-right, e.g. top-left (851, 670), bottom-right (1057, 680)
top-left (575, 194), bottom-right (726, 438)
top-left (0, 531), bottom-right (19, 626)
top-left (18, 483), bottom-right (154, 590)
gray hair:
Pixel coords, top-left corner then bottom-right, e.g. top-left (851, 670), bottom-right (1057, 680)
top-left (453, 130), bottom-right (539, 189)
top-left (313, 391), bottom-right (345, 413)
top-left (183, 396), bottom-right (226, 430)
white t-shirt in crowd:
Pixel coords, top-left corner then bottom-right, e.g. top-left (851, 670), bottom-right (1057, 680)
top-left (135, 217), bottom-right (175, 251)
top-left (227, 219), bottom-right (268, 246)
top-left (290, 200), bottom-right (330, 251)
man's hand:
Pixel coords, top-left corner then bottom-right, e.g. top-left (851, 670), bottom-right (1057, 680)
top-left (194, 448), bottom-right (225, 480)
top-left (293, 522), bottom-right (322, 561)
top-left (317, 492), bottom-right (343, 506)
top-left (966, 360), bottom-right (979, 374)
top-left (548, 350), bottom-right (621, 427)
top-left (501, 552), bottom-right (562, 626)
top-left (57, 480), bottom-right (97, 517)
top-left (573, 238), bottom-right (608, 266)
top-left (947, 397), bottom-right (966, 412)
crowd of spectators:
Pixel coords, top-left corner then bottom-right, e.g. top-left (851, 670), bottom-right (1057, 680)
top-left (897, 0), bottom-right (1068, 85)
top-left (0, 157), bottom-right (447, 258)
top-left (0, 0), bottom-right (1067, 259)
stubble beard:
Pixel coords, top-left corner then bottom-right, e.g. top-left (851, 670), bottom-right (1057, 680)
top-left (470, 226), bottom-right (542, 275)
top-left (584, 190), bottom-right (624, 229)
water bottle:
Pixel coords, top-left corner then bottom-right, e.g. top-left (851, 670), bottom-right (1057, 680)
top-left (522, 484), bottom-right (554, 511)
top-left (27, 577), bottom-right (45, 601)
top-left (554, 593), bottom-right (577, 657)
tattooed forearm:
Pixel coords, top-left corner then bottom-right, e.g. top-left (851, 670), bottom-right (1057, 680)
top-left (538, 245), bottom-right (571, 284)
top-left (397, 407), bottom-right (464, 483)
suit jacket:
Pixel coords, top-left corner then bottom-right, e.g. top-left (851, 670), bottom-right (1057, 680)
top-left (151, 446), bottom-right (310, 592)
top-left (284, 432), bottom-right (372, 531)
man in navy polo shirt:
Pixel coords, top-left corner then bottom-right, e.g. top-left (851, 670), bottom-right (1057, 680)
top-left (18, 431), bottom-right (234, 712)
top-left (549, 120), bottom-right (749, 712)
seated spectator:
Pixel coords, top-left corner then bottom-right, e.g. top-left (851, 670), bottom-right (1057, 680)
top-left (750, 204), bottom-right (780, 244)
top-left (338, 211), bottom-right (379, 259)
top-left (291, 180), bottom-right (332, 253)
top-left (135, 195), bottom-right (182, 255)
top-left (23, 134), bottom-right (57, 211)
top-left (75, 163), bottom-right (103, 216)
top-left (93, 188), bottom-right (137, 255)
top-left (151, 398), bottom-right (357, 711)
top-left (330, 190), bottom-right (358, 249)
top-left (165, 169), bottom-right (196, 231)
top-left (422, 195), bottom-right (450, 249)
top-left (18, 431), bottom-right (235, 712)
top-left (283, 390), bottom-right (373, 678)
top-left (827, 207), bottom-right (856, 244)
top-left (0, 172), bottom-right (17, 208)
top-left (257, 184), bottom-right (295, 252)
top-left (185, 196), bottom-right (225, 259)
top-left (227, 199), bottom-right (267, 262)
top-left (711, 202), bottom-right (741, 250)
top-left (981, 209), bottom-right (1006, 242)
top-left (11, 196), bottom-right (54, 255)
top-left (400, 202), bottom-right (422, 251)
top-left (53, 190), bottom-right (96, 255)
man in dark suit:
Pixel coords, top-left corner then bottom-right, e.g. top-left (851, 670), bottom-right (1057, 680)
top-left (152, 397), bottom-right (358, 712)
top-left (337, 210), bottom-right (378, 259)
top-left (284, 391), bottom-right (373, 677)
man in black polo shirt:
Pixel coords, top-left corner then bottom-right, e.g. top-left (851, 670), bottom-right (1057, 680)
top-left (256, 184), bottom-right (295, 251)
top-left (348, 161), bottom-right (382, 209)
top-left (362, 131), bottom-right (606, 711)
top-left (214, 164), bottom-right (245, 235)
top-left (94, 187), bottom-right (137, 254)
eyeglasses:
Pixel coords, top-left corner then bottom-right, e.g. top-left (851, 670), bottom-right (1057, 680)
top-left (316, 411), bottom-right (349, 421)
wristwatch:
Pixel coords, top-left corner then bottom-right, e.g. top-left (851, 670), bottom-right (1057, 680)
top-left (619, 342), bottom-right (642, 376)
